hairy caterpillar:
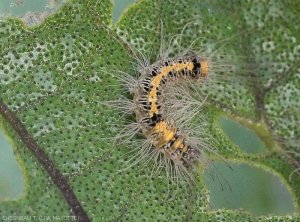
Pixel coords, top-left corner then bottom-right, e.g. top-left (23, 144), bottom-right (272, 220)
top-left (105, 23), bottom-right (239, 192)
top-left (132, 55), bottom-right (210, 180)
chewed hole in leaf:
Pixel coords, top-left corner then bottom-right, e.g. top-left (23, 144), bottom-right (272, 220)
top-left (203, 161), bottom-right (297, 216)
top-left (219, 116), bottom-right (269, 154)
top-left (0, 130), bottom-right (24, 201)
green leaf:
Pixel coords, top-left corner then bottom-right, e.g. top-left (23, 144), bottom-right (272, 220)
top-left (0, 0), bottom-right (299, 221)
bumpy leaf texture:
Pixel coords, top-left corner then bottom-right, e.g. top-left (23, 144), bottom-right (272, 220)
top-left (0, 0), bottom-right (299, 221)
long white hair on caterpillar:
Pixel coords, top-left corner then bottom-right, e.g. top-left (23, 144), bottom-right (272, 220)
top-left (101, 21), bottom-right (249, 199)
